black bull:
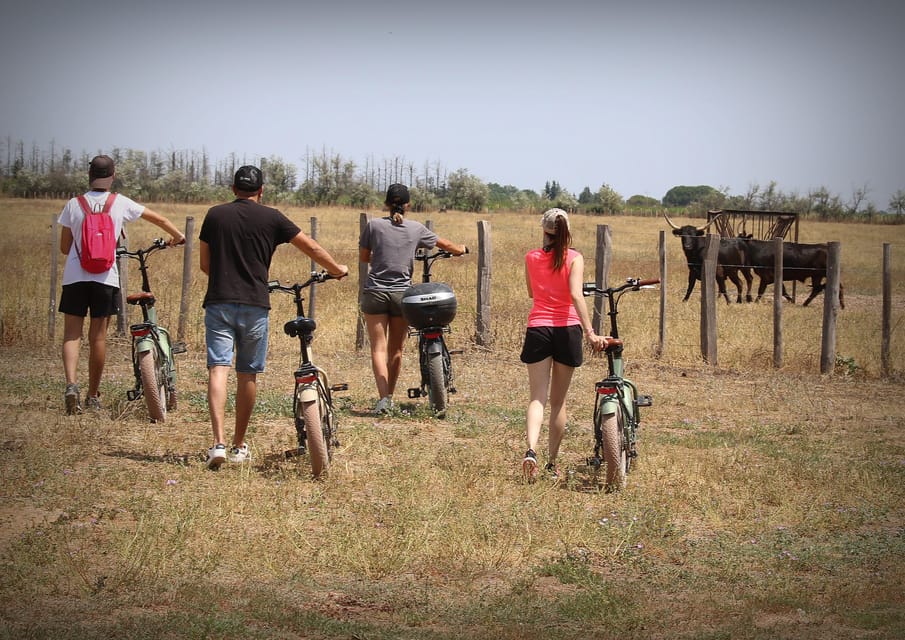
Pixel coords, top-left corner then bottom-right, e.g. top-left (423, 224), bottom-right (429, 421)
top-left (740, 238), bottom-right (845, 309)
top-left (664, 214), bottom-right (753, 304)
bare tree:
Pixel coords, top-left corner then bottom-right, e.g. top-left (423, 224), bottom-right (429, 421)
top-left (889, 189), bottom-right (905, 215)
top-left (848, 183), bottom-right (870, 215)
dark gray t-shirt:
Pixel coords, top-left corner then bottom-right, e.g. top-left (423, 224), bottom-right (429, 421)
top-left (359, 216), bottom-right (438, 291)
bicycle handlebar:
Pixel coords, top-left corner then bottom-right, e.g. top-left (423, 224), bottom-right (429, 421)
top-left (268, 271), bottom-right (336, 294)
top-left (415, 246), bottom-right (469, 261)
top-left (116, 238), bottom-right (169, 259)
top-left (583, 277), bottom-right (660, 297)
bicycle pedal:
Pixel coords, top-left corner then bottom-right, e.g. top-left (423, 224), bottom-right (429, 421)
top-left (171, 341), bottom-right (187, 355)
top-left (407, 388), bottom-right (422, 399)
top-left (126, 389), bottom-right (141, 401)
top-left (449, 349), bottom-right (464, 355)
top-left (449, 387), bottom-right (457, 394)
top-left (586, 456), bottom-right (601, 469)
top-left (284, 447), bottom-right (305, 459)
top-left (636, 395), bottom-right (653, 407)
top-left (331, 383), bottom-right (348, 392)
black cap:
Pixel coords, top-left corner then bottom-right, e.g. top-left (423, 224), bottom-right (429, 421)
top-left (89, 155), bottom-right (115, 189)
top-left (234, 165), bottom-right (263, 192)
top-left (385, 183), bottom-right (410, 206)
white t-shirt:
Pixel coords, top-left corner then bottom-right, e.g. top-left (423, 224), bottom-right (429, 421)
top-left (58, 190), bottom-right (145, 286)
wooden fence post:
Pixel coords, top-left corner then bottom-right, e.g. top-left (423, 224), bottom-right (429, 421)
top-left (308, 216), bottom-right (318, 319)
top-left (355, 212), bottom-right (369, 351)
top-left (592, 225), bottom-right (612, 335)
top-left (116, 234), bottom-right (128, 336)
top-left (882, 243), bottom-right (891, 377)
top-left (49, 215), bottom-right (58, 340)
top-left (177, 217), bottom-right (194, 343)
top-left (657, 230), bottom-right (666, 358)
top-left (772, 236), bottom-right (784, 369)
top-left (700, 234), bottom-right (718, 365)
top-left (475, 220), bottom-right (492, 347)
top-left (819, 242), bottom-right (841, 374)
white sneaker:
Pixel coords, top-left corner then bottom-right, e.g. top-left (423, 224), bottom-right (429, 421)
top-left (228, 443), bottom-right (250, 463)
top-left (374, 396), bottom-right (393, 414)
top-left (206, 444), bottom-right (227, 470)
top-left (64, 383), bottom-right (81, 415)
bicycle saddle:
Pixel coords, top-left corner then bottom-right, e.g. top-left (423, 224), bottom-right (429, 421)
top-left (126, 292), bottom-right (155, 306)
top-left (284, 316), bottom-right (316, 337)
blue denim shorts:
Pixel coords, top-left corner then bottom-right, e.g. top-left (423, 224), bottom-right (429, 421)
top-left (204, 303), bottom-right (270, 373)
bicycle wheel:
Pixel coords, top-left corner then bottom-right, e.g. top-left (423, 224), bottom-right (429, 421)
top-left (138, 349), bottom-right (167, 422)
top-left (599, 406), bottom-right (626, 492)
top-left (427, 351), bottom-right (448, 418)
top-left (298, 395), bottom-right (329, 479)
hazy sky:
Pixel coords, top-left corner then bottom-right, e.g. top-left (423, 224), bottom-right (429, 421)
top-left (2, 0), bottom-right (903, 208)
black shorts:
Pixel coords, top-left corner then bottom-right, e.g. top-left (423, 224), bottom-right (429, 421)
top-left (59, 282), bottom-right (120, 318)
top-left (359, 289), bottom-right (405, 317)
top-left (520, 325), bottom-right (584, 367)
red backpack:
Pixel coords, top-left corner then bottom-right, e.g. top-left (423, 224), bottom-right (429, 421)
top-left (75, 193), bottom-right (118, 273)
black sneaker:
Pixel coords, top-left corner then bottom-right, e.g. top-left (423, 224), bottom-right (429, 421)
top-left (522, 449), bottom-right (539, 483)
top-left (64, 383), bottom-right (81, 415)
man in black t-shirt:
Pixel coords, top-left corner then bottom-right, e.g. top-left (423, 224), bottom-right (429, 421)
top-left (199, 165), bottom-right (348, 470)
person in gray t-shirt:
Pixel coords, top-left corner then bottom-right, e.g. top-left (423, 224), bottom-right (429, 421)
top-left (359, 184), bottom-right (467, 414)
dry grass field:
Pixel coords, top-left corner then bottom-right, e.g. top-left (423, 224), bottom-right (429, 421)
top-left (1, 197), bottom-right (904, 639)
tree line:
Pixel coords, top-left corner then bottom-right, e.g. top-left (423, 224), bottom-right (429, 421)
top-left (2, 138), bottom-right (903, 219)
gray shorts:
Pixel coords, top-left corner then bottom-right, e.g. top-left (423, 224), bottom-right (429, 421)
top-left (360, 289), bottom-right (405, 316)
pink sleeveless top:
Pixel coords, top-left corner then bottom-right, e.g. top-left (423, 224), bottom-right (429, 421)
top-left (525, 247), bottom-right (581, 328)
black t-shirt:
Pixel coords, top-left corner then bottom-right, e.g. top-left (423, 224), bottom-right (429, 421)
top-left (200, 198), bottom-right (301, 309)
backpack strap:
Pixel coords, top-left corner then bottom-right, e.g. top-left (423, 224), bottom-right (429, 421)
top-left (76, 195), bottom-right (93, 216)
top-left (101, 192), bottom-right (117, 213)
top-left (76, 192), bottom-right (117, 215)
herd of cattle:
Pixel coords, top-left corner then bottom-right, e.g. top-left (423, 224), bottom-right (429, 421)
top-left (663, 214), bottom-right (845, 309)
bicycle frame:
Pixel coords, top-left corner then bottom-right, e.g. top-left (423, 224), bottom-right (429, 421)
top-left (583, 277), bottom-right (658, 489)
top-left (116, 239), bottom-right (185, 420)
top-left (268, 273), bottom-right (346, 474)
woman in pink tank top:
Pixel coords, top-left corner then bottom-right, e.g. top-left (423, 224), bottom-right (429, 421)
top-left (519, 208), bottom-right (607, 482)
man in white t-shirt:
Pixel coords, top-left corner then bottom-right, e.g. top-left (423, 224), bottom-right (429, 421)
top-left (57, 155), bottom-right (185, 414)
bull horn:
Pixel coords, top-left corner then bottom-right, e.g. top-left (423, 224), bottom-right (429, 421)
top-left (663, 213), bottom-right (681, 230)
top-left (696, 213), bottom-right (721, 233)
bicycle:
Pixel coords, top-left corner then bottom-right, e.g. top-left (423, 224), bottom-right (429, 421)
top-left (116, 238), bottom-right (186, 423)
top-left (268, 272), bottom-right (347, 479)
top-left (582, 277), bottom-right (658, 491)
top-left (402, 247), bottom-right (468, 418)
